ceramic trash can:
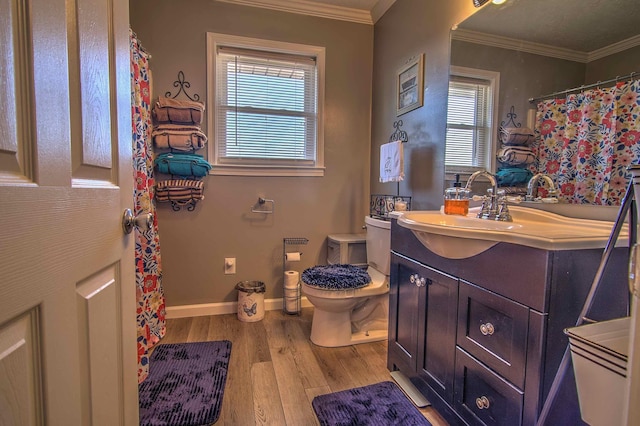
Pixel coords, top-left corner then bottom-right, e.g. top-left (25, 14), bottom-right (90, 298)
top-left (236, 280), bottom-right (265, 322)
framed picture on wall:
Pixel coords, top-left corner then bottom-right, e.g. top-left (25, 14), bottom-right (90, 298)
top-left (396, 54), bottom-right (424, 116)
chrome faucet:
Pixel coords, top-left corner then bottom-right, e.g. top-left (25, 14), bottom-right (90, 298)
top-left (526, 174), bottom-right (558, 201)
top-left (465, 170), bottom-right (512, 221)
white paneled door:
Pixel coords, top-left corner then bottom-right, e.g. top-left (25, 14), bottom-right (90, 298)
top-left (0, 0), bottom-right (138, 424)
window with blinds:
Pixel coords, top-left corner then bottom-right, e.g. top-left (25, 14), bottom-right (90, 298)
top-left (445, 68), bottom-right (498, 175)
top-left (207, 33), bottom-right (325, 176)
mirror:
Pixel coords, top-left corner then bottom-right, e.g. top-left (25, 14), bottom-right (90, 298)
top-left (449, 0), bottom-right (640, 208)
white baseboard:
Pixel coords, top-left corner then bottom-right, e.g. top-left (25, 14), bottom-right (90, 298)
top-left (165, 296), bottom-right (313, 319)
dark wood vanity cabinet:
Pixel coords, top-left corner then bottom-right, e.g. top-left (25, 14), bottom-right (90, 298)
top-left (388, 253), bottom-right (458, 402)
top-left (387, 219), bottom-right (628, 426)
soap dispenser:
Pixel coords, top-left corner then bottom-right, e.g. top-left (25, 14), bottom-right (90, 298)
top-left (444, 174), bottom-right (470, 215)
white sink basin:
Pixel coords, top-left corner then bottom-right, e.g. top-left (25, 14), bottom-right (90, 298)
top-left (398, 206), bottom-right (627, 259)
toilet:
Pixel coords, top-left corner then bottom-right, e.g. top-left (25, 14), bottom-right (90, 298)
top-left (301, 216), bottom-right (391, 347)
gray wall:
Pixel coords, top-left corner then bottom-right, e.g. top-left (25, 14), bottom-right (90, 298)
top-left (370, 0), bottom-right (476, 211)
top-left (586, 45), bottom-right (640, 83)
top-left (450, 41), bottom-right (640, 126)
top-left (130, 1), bottom-right (373, 306)
top-left (451, 40), bottom-right (586, 127)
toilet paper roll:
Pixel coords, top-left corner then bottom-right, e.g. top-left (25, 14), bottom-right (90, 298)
top-left (285, 252), bottom-right (301, 262)
top-left (285, 298), bottom-right (299, 313)
top-left (284, 287), bottom-right (300, 313)
top-left (284, 270), bottom-right (300, 289)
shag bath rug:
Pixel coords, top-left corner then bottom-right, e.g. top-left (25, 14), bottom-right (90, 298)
top-left (312, 381), bottom-right (432, 426)
top-left (139, 340), bottom-right (232, 426)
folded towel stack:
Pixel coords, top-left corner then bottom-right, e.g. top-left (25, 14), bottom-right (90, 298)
top-left (497, 126), bottom-right (536, 166)
top-left (495, 125), bottom-right (537, 190)
top-left (152, 96), bottom-right (211, 209)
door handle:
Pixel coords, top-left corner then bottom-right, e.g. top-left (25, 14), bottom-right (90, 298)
top-left (122, 209), bottom-right (153, 234)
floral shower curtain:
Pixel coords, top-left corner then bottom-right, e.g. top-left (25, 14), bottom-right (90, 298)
top-left (130, 29), bottom-right (166, 383)
top-left (531, 79), bottom-right (640, 205)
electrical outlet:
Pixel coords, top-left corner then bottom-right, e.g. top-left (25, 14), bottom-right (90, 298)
top-left (224, 257), bottom-right (236, 274)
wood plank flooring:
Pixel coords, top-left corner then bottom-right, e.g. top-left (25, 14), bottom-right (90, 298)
top-left (159, 308), bottom-right (449, 425)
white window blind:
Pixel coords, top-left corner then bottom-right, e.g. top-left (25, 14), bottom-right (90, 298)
top-left (445, 75), bottom-right (493, 172)
top-left (216, 46), bottom-right (318, 167)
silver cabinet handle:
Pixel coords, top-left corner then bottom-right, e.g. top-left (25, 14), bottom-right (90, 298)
top-left (480, 323), bottom-right (495, 336)
top-left (122, 209), bottom-right (153, 234)
top-left (475, 396), bottom-right (490, 410)
top-left (409, 274), bottom-right (431, 287)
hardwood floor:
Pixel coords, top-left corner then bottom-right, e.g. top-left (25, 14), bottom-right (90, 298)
top-left (159, 308), bottom-right (449, 425)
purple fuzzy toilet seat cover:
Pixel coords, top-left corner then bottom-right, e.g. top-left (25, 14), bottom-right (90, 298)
top-left (302, 264), bottom-right (371, 290)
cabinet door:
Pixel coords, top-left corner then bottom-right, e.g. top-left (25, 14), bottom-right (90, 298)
top-left (418, 262), bottom-right (459, 403)
top-left (388, 253), bottom-right (424, 373)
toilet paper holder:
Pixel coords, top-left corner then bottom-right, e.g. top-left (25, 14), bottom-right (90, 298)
top-left (283, 237), bottom-right (308, 315)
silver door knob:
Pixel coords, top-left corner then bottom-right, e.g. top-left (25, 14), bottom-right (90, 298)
top-left (122, 209), bottom-right (153, 234)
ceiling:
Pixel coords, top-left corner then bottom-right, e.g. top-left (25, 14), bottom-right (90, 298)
top-left (215, 0), bottom-right (396, 24)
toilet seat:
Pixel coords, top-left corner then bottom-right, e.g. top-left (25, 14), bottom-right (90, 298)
top-left (302, 267), bottom-right (388, 299)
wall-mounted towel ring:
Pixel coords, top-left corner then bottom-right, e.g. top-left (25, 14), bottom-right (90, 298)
top-left (251, 197), bottom-right (274, 214)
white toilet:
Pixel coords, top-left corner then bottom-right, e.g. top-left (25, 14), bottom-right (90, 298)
top-left (301, 216), bottom-right (391, 347)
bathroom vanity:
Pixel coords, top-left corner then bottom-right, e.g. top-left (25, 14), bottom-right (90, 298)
top-left (387, 217), bottom-right (629, 426)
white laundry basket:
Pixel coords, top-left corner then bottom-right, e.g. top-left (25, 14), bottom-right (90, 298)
top-left (235, 281), bottom-right (265, 322)
top-left (565, 317), bottom-right (630, 426)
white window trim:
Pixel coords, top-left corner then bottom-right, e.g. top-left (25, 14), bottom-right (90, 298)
top-left (445, 66), bottom-right (500, 181)
top-left (206, 32), bottom-right (325, 177)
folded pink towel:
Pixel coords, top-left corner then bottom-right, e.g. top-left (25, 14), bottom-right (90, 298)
top-left (153, 97), bottom-right (205, 125)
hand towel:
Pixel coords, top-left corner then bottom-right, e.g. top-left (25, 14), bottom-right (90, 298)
top-left (379, 140), bottom-right (404, 183)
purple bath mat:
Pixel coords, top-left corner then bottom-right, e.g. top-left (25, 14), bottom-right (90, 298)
top-left (139, 340), bottom-right (232, 426)
top-left (312, 381), bottom-right (432, 426)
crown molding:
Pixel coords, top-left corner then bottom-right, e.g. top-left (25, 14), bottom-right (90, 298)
top-left (215, 0), bottom-right (375, 24)
top-left (371, 0), bottom-right (396, 23)
top-left (451, 28), bottom-right (588, 63)
top-left (588, 34), bottom-right (640, 62)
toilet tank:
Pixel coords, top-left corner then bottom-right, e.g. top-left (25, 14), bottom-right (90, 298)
top-left (365, 216), bottom-right (391, 275)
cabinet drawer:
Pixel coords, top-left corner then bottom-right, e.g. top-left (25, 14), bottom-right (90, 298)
top-left (457, 281), bottom-right (529, 389)
top-left (455, 347), bottom-right (524, 426)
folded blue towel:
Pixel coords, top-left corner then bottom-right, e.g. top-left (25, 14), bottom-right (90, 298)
top-left (496, 167), bottom-right (533, 186)
top-left (154, 152), bottom-right (212, 177)
top-left (302, 264), bottom-right (371, 290)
